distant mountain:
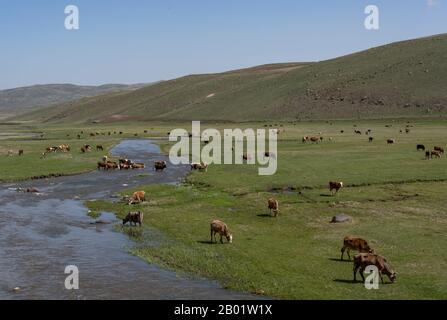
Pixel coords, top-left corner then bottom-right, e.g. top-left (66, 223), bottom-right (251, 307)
top-left (0, 83), bottom-right (147, 118)
top-left (14, 34), bottom-right (447, 123)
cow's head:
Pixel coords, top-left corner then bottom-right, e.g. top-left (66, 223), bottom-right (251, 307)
top-left (388, 271), bottom-right (397, 283)
top-left (226, 233), bottom-right (233, 243)
top-left (339, 182), bottom-right (344, 188)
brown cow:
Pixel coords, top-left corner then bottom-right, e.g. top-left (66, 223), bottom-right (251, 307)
top-left (97, 162), bottom-right (108, 170)
top-left (425, 151), bottom-right (431, 160)
top-left (341, 236), bottom-right (374, 260)
top-left (210, 220), bottom-right (233, 244)
top-left (434, 146), bottom-right (445, 154)
top-left (96, 145), bottom-right (104, 151)
top-left (154, 161), bottom-right (167, 171)
top-left (18, 150), bottom-right (24, 156)
top-left (119, 158), bottom-right (133, 166)
top-left (131, 163), bottom-right (145, 169)
top-left (387, 139), bottom-right (396, 144)
top-left (129, 191), bottom-right (146, 204)
top-left (431, 150), bottom-right (442, 159)
top-left (123, 211), bottom-right (144, 227)
top-left (191, 162), bottom-right (208, 172)
top-left (267, 198), bottom-right (279, 217)
top-left (329, 181), bottom-right (344, 195)
top-left (353, 253), bottom-right (397, 284)
top-left (106, 161), bottom-right (119, 170)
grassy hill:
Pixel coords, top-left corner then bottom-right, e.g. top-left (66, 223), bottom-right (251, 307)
top-left (15, 34), bottom-right (447, 123)
top-left (0, 83), bottom-right (146, 119)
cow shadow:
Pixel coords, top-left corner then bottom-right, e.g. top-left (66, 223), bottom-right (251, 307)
top-left (328, 258), bottom-right (352, 263)
top-left (333, 279), bottom-right (358, 284)
top-left (257, 214), bottom-right (274, 218)
top-left (320, 193), bottom-right (334, 197)
top-left (197, 240), bottom-right (215, 245)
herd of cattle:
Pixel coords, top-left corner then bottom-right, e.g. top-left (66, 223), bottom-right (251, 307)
top-left (5, 125), bottom-right (445, 286)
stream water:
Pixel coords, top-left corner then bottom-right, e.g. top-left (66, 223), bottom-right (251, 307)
top-left (0, 139), bottom-right (257, 300)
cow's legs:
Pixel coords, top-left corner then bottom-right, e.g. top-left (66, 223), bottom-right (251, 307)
top-left (340, 246), bottom-right (346, 260)
top-left (360, 270), bottom-right (365, 282)
top-left (220, 234), bottom-right (224, 244)
top-left (379, 272), bottom-right (385, 284)
top-left (353, 265), bottom-right (359, 282)
top-left (347, 249), bottom-right (351, 260)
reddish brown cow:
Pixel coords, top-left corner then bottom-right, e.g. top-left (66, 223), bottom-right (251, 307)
top-left (341, 236), bottom-right (374, 260)
top-left (131, 163), bottom-right (145, 169)
top-left (210, 220), bottom-right (233, 244)
top-left (129, 191), bottom-right (146, 204)
top-left (267, 198), bottom-right (279, 217)
top-left (353, 253), bottom-right (397, 283)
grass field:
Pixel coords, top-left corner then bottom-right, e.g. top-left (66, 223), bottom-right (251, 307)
top-left (1, 119), bottom-right (446, 299)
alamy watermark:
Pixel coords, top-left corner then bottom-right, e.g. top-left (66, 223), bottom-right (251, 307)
top-left (169, 121), bottom-right (278, 176)
top-left (64, 265), bottom-right (79, 290)
top-left (364, 5), bottom-right (379, 30)
top-left (65, 5), bottom-right (79, 30)
top-left (364, 265), bottom-right (380, 290)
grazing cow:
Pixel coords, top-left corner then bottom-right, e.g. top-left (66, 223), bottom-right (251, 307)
top-left (434, 146), bottom-right (445, 154)
top-left (405, 128), bottom-right (410, 134)
top-left (77, 134), bottom-right (81, 139)
top-left (355, 130), bottom-right (362, 135)
top-left (329, 181), bottom-right (343, 195)
top-left (341, 236), bottom-right (374, 260)
top-left (59, 144), bottom-right (70, 152)
top-left (340, 130), bottom-right (344, 134)
top-left (431, 150), bottom-right (442, 159)
top-left (154, 161), bottom-right (167, 171)
top-left (18, 150), bottom-right (24, 156)
top-left (210, 220), bottom-right (233, 244)
top-left (353, 253), bottom-right (396, 284)
top-left (425, 151), bottom-right (431, 160)
top-left (129, 191), bottom-right (146, 204)
top-left (417, 144), bottom-right (425, 151)
top-left (309, 136), bottom-right (320, 143)
top-left (122, 211), bottom-right (144, 227)
top-left (302, 136), bottom-right (309, 143)
top-left (191, 162), bottom-right (208, 172)
top-left (267, 198), bottom-right (279, 217)
top-left (96, 145), bottom-right (104, 151)
top-left (387, 139), bottom-right (396, 144)
top-left (369, 137), bottom-right (374, 142)
top-left (131, 163), bottom-right (145, 169)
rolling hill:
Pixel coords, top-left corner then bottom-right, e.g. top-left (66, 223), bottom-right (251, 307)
top-left (0, 83), bottom-right (147, 119)
top-left (14, 34), bottom-right (447, 123)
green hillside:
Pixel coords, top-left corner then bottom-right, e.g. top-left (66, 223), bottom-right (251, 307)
top-left (15, 34), bottom-right (447, 123)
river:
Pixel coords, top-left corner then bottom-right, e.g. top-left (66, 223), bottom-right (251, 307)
top-left (0, 139), bottom-right (257, 300)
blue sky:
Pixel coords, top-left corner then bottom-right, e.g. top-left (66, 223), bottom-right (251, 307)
top-left (0, 0), bottom-right (445, 89)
